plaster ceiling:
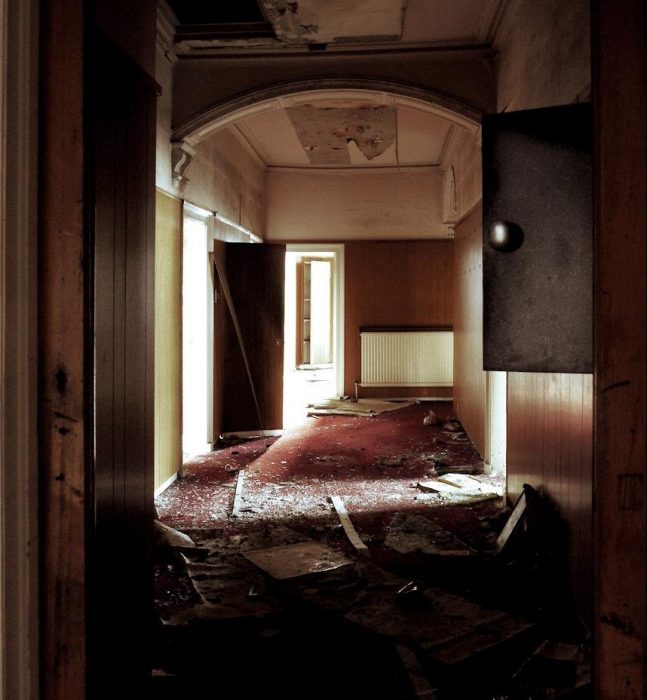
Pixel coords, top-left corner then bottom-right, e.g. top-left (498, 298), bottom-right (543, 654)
top-left (165, 0), bottom-right (506, 55)
top-left (230, 100), bottom-right (454, 169)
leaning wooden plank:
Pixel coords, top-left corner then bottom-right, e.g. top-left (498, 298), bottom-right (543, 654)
top-left (231, 470), bottom-right (246, 518)
top-left (329, 496), bottom-right (369, 552)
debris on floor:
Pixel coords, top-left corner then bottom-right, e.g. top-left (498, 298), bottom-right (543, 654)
top-left (423, 409), bottom-right (440, 426)
top-left (307, 397), bottom-right (417, 416)
top-left (510, 639), bottom-right (591, 695)
top-left (385, 512), bottom-right (472, 556)
top-left (243, 540), bottom-right (353, 579)
top-left (154, 520), bottom-right (196, 549)
top-left (329, 495), bottom-right (369, 552)
top-left (153, 403), bottom-right (586, 698)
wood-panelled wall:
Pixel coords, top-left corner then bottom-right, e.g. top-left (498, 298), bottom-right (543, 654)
top-left (39, 1), bottom-right (86, 696)
top-left (344, 241), bottom-right (453, 396)
top-left (594, 0), bottom-right (647, 694)
top-left (453, 205), bottom-right (486, 457)
top-left (507, 372), bottom-right (593, 619)
top-left (92, 34), bottom-right (156, 694)
top-left (154, 191), bottom-right (183, 490)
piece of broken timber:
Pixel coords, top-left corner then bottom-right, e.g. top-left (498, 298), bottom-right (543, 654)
top-left (231, 469), bottom-right (245, 518)
top-left (329, 496), bottom-right (369, 553)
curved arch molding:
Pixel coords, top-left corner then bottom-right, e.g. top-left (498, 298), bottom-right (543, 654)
top-left (171, 51), bottom-right (494, 144)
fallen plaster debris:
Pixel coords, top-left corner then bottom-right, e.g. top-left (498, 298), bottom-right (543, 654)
top-left (243, 540), bottom-right (353, 580)
top-left (416, 474), bottom-right (502, 505)
top-left (434, 462), bottom-right (484, 476)
top-left (154, 520), bottom-right (196, 549)
top-left (377, 455), bottom-right (406, 467)
top-left (416, 480), bottom-right (462, 494)
top-left (423, 409), bottom-right (440, 426)
top-left (385, 512), bottom-right (472, 556)
top-left (307, 398), bottom-right (416, 417)
top-left (329, 495), bottom-right (369, 552)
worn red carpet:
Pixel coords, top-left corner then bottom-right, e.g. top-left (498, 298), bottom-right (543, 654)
top-left (156, 402), bottom-right (503, 552)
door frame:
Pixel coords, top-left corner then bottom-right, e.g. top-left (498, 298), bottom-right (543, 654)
top-left (182, 201), bottom-right (216, 456)
top-left (0, 0), bottom-right (39, 696)
top-left (286, 244), bottom-right (345, 399)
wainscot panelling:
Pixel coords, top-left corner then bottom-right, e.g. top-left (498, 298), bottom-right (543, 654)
top-left (594, 0), bottom-right (647, 694)
top-left (452, 205), bottom-right (486, 457)
top-left (154, 191), bottom-right (183, 490)
top-left (344, 241), bottom-right (453, 397)
top-left (507, 372), bottom-right (593, 621)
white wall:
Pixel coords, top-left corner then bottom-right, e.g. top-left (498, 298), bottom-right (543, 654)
top-left (442, 127), bottom-right (482, 224)
top-left (494, 0), bottom-right (590, 112)
top-left (265, 168), bottom-right (446, 240)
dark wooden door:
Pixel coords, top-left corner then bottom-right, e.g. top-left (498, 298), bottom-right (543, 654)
top-left (220, 243), bottom-right (286, 432)
top-left (92, 32), bottom-right (156, 696)
top-left (482, 103), bottom-right (593, 373)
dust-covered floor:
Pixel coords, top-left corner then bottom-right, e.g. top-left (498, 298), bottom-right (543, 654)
top-left (151, 402), bottom-right (591, 699)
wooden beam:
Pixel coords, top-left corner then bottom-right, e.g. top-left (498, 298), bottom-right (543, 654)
top-left (38, 0), bottom-right (87, 698)
top-left (594, 0), bottom-right (647, 696)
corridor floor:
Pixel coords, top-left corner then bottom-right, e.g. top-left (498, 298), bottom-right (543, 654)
top-left (152, 402), bottom-right (590, 699)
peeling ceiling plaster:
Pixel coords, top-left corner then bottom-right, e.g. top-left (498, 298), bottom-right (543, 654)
top-left (286, 105), bottom-right (397, 165)
top-left (260, 0), bottom-right (404, 44)
top-left (169, 0), bottom-right (505, 55)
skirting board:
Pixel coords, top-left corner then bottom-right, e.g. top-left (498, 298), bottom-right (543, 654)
top-left (154, 473), bottom-right (178, 498)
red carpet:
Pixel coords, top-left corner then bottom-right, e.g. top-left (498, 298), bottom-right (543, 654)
top-left (156, 402), bottom-right (503, 552)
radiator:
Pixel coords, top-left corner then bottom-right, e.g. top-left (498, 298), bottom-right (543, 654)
top-left (360, 330), bottom-right (453, 387)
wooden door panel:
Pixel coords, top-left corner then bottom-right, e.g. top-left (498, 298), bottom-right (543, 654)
top-left (220, 243), bottom-right (285, 432)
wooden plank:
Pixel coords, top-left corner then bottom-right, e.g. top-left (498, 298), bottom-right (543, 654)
top-left (329, 496), bottom-right (368, 552)
top-left (593, 0), bottom-right (647, 696)
top-left (38, 1), bottom-right (87, 698)
top-left (231, 470), bottom-right (246, 518)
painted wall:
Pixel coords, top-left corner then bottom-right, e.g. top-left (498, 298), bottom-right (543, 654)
top-left (96, 0), bottom-right (157, 78)
top-left (184, 130), bottom-right (265, 236)
top-left (494, 0), bottom-right (590, 112)
top-left (442, 127), bottom-right (481, 224)
top-left (494, 0), bottom-right (593, 621)
top-left (154, 191), bottom-right (183, 491)
top-left (266, 169), bottom-right (447, 240)
top-left (172, 50), bottom-right (496, 136)
top-left (344, 240), bottom-right (454, 396)
top-left (452, 205), bottom-right (486, 458)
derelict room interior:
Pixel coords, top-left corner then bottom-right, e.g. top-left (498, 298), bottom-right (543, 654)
top-left (149, 1), bottom-right (592, 696)
top-left (12, 0), bottom-right (644, 698)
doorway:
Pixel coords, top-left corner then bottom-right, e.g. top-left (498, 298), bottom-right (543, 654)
top-left (182, 204), bottom-right (215, 458)
top-left (283, 244), bottom-right (344, 429)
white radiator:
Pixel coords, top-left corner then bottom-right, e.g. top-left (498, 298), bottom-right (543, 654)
top-left (360, 330), bottom-right (453, 387)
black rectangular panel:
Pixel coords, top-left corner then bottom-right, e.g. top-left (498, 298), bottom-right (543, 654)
top-left (482, 103), bottom-right (593, 373)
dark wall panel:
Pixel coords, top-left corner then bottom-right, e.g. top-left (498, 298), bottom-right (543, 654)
top-left (482, 103), bottom-right (593, 373)
top-left (92, 34), bottom-right (156, 694)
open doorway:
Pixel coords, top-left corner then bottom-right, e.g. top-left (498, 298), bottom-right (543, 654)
top-left (182, 204), bottom-right (215, 458)
top-left (283, 244), bottom-right (344, 428)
